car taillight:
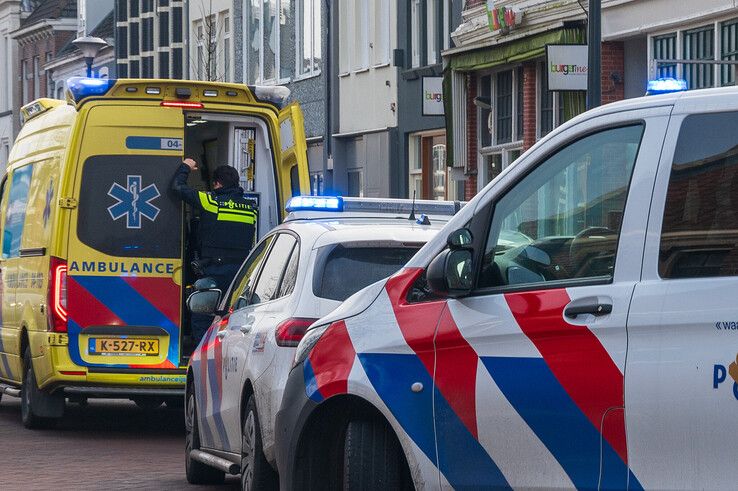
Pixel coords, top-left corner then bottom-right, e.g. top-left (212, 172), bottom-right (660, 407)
top-left (275, 318), bottom-right (318, 347)
top-left (48, 257), bottom-right (68, 333)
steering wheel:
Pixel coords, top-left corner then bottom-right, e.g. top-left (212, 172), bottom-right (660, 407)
top-left (568, 227), bottom-right (617, 277)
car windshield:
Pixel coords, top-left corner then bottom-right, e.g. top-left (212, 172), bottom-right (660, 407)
top-left (313, 245), bottom-right (420, 301)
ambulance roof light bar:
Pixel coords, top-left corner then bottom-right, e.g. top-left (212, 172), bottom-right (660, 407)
top-left (646, 77), bottom-right (688, 96)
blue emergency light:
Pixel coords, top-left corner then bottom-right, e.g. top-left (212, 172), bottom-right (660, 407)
top-left (66, 77), bottom-right (116, 103)
top-left (286, 196), bottom-right (344, 212)
top-left (646, 77), bottom-right (688, 95)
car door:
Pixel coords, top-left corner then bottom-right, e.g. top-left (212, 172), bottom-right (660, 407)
top-left (219, 232), bottom-right (297, 454)
top-left (200, 235), bottom-right (273, 451)
top-left (626, 109), bottom-right (738, 490)
top-left (433, 111), bottom-right (667, 489)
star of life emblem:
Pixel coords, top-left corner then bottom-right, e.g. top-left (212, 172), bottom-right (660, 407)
top-left (107, 175), bottom-right (161, 229)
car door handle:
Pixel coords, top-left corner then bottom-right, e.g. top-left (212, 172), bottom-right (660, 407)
top-left (216, 330), bottom-right (228, 339)
top-left (564, 302), bottom-right (613, 319)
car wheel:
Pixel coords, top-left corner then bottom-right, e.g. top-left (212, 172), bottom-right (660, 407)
top-left (343, 418), bottom-right (403, 489)
top-left (185, 388), bottom-right (225, 485)
top-left (241, 396), bottom-right (277, 491)
top-left (21, 348), bottom-right (63, 429)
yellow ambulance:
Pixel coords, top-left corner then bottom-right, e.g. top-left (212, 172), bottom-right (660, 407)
top-left (0, 77), bottom-right (309, 428)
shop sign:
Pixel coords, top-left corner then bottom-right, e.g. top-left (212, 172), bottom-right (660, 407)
top-left (486, 2), bottom-right (523, 33)
top-left (423, 77), bottom-right (444, 116)
top-left (546, 44), bottom-right (589, 91)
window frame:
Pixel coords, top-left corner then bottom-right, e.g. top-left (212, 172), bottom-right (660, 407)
top-left (477, 66), bottom-right (524, 191)
top-left (250, 232), bottom-right (299, 305)
top-left (647, 15), bottom-right (738, 89)
top-left (470, 122), bottom-right (646, 296)
top-left (295, 0), bottom-right (322, 79)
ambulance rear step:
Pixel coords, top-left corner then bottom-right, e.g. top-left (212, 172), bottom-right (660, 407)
top-left (0, 383), bottom-right (21, 397)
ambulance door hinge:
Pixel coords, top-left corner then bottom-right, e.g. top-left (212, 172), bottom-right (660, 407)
top-left (59, 197), bottom-right (78, 209)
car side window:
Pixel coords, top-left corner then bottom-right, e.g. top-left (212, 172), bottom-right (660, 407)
top-left (477, 124), bottom-right (644, 290)
top-left (251, 233), bottom-right (297, 305)
top-left (229, 236), bottom-right (274, 311)
top-left (659, 112), bottom-right (738, 279)
top-left (277, 243), bottom-right (300, 298)
top-left (2, 165), bottom-right (34, 259)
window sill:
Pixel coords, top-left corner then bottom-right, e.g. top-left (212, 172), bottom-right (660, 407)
top-left (292, 72), bottom-right (321, 82)
top-left (338, 72), bottom-right (350, 78)
top-left (372, 62), bottom-right (391, 69)
top-left (353, 67), bottom-right (370, 74)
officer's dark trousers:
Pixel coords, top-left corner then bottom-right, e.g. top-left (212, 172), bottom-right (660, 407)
top-left (191, 261), bottom-right (242, 347)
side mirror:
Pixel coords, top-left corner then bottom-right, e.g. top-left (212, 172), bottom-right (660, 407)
top-left (447, 228), bottom-right (473, 250)
top-left (193, 277), bottom-right (218, 291)
top-left (187, 289), bottom-right (222, 315)
top-left (426, 249), bottom-right (474, 298)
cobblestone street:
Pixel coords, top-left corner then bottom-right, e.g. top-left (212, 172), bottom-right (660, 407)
top-left (0, 397), bottom-right (239, 490)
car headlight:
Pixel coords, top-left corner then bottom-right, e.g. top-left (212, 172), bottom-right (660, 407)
top-left (293, 323), bottom-right (331, 368)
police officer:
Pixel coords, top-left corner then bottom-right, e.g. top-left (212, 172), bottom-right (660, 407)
top-left (172, 158), bottom-right (257, 345)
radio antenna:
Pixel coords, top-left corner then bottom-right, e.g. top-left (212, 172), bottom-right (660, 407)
top-left (408, 190), bottom-right (417, 221)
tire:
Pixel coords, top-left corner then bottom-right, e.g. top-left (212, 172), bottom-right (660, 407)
top-left (185, 388), bottom-right (225, 485)
top-left (343, 419), bottom-right (403, 490)
top-left (21, 348), bottom-right (63, 429)
top-left (240, 396), bottom-right (277, 491)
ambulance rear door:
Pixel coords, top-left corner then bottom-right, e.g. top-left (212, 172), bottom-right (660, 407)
top-left (277, 103), bottom-right (310, 214)
top-left (65, 103), bottom-right (186, 375)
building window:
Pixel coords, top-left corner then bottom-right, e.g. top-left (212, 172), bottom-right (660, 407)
top-left (649, 20), bottom-right (738, 90)
top-left (411, 0), bottom-right (421, 67)
top-left (683, 25), bottom-right (714, 90)
top-left (33, 56), bottom-right (40, 99)
top-left (208, 15), bottom-right (217, 80)
top-left (223, 14), bottom-right (231, 82)
top-left (478, 67), bottom-right (524, 188)
top-left (373, 0), bottom-right (390, 65)
top-left (130, 22), bottom-right (140, 56)
top-left (159, 10), bottom-right (169, 48)
top-left (159, 51), bottom-right (170, 78)
top-left (721, 19), bottom-right (738, 85)
top-left (245, 0), bottom-right (282, 84)
top-left (653, 33), bottom-right (677, 78)
top-left (21, 60), bottom-right (28, 104)
top-left (495, 70), bottom-right (513, 144)
top-left (352, 0), bottom-right (368, 71)
top-left (411, 0), bottom-right (452, 68)
top-left (296, 0), bottom-right (321, 77)
top-left (196, 23), bottom-right (204, 80)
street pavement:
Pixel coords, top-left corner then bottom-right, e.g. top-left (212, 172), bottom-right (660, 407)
top-left (0, 396), bottom-right (239, 490)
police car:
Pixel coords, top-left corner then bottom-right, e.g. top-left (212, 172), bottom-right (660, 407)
top-left (184, 196), bottom-right (460, 488)
top-left (275, 80), bottom-right (738, 489)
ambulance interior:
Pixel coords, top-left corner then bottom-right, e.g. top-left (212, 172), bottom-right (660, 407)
top-left (180, 112), bottom-right (278, 354)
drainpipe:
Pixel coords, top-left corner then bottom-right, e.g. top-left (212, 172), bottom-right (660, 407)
top-left (322, 0), bottom-right (332, 195)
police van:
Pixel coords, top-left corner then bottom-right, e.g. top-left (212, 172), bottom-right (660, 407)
top-left (276, 80), bottom-right (738, 489)
top-left (0, 77), bottom-right (309, 428)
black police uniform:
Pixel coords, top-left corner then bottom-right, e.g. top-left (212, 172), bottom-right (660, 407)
top-left (172, 163), bottom-right (257, 344)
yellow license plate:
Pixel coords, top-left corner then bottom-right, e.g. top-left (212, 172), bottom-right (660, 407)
top-left (90, 338), bottom-right (159, 356)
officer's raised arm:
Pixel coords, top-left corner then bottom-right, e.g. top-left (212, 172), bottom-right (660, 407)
top-left (171, 157), bottom-right (201, 208)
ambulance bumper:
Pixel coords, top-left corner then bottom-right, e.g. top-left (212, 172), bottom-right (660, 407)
top-left (63, 386), bottom-right (184, 397)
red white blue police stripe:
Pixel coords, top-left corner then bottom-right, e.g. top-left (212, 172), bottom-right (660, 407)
top-left (304, 268), bottom-right (643, 489)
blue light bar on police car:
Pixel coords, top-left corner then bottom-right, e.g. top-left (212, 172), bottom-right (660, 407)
top-left (646, 77), bottom-right (688, 96)
top-left (66, 77), bottom-right (117, 103)
top-left (286, 196), bottom-right (344, 212)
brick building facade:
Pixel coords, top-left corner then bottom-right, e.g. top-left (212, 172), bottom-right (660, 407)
top-left (445, 0), bottom-right (626, 200)
top-left (12, 0), bottom-right (76, 114)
